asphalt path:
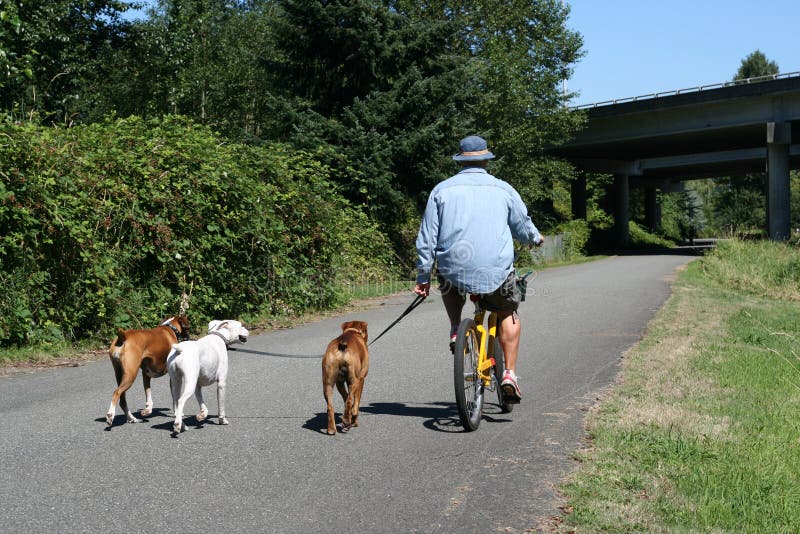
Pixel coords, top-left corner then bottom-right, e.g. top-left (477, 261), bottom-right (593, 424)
top-left (0, 252), bottom-right (698, 533)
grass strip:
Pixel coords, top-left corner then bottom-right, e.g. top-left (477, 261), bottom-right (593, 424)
top-left (560, 240), bottom-right (800, 532)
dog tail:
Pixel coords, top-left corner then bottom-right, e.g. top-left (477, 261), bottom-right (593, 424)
top-left (114, 328), bottom-right (126, 347)
top-left (110, 328), bottom-right (126, 359)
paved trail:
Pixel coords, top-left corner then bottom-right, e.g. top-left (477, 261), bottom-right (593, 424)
top-left (0, 253), bottom-right (696, 533)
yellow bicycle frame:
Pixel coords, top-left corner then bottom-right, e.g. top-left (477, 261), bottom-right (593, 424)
top-left (473, 307), bottom-right (499, 387)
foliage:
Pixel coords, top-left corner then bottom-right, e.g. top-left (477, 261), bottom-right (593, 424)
top-left (0, 0), bottom-right (590, 348)
top-left (394, 0), bottom-right (586, 222)
top-left (0, 0), bottom-right (135, 121)
top-left (733, 49), bottom-right (779, 81)
top-left (700, 239), bottom-right (800, 301)
top-left (689, 50), bottom-right (782, 236)
top-left (628, 221), bottom-right (676, 248)
top-left (554, 218), bottom-right (590, 258)
top-left (658, 187), bottom-right (705, 242)
top-left (0, 115), bottom-right (398, 347)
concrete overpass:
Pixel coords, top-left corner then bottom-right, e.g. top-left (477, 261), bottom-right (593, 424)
top-left (546, 72), bottom-right (800, 244)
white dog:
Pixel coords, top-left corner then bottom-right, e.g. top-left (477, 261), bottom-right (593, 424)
top-left (167, 320), bottom-right (249, 435)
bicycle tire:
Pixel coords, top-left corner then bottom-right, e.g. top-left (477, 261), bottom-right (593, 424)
top-left (453, 317), bottom-right (483, 431)
top-left (492, 338), bottom-right (514, 414)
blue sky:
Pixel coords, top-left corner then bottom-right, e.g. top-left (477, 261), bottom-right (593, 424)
top-left (565, 1), bottom-right (800, 106)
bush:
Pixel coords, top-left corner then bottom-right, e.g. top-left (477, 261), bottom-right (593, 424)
top-left (700, 239), bottom-right (800, 301)
top-left (556, 219), bottom-right (590, 259)
top-left (0, 116), bottom-right (399, 347)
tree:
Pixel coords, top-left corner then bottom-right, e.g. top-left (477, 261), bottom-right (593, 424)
top-left (392, 0), bottom-right (585, 225)
top-left (269, 0), bottom-right (478, 219)
top-left (0, 0), bottom-right (135, 121)
top-left (733, 50), bottom-right (779, 81)
top-left (269, 0), bottom-right (585, 227)
top-left (703, 50), bottom-right (781, 235)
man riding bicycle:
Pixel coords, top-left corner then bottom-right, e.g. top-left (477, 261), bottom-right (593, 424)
top-left (414, 135), bottom-right (543, 403)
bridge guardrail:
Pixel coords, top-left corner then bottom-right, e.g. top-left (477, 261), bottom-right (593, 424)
top-left (573, 70), bottom-right (800, 110)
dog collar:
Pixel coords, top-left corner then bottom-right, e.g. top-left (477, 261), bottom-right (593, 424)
top-left (171, 325), bottom-right (183, 339)
top-left (160, 317), bottom-right (187, 341)
top-left (208, 330), bottom-right (230, 346)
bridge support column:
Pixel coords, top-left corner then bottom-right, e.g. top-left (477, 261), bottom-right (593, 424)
top-left (644, 186), bottom-right (660, 232)
top-left (767, 122), bottom-right (791, 240)
top-left (613, 174), bottom-right (629, 247)
top-left (767, 122), bottom-right (792, 240)
top-left (571, 174), bottom-right (587, 220)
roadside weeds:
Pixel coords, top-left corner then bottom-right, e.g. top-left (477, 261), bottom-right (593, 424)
top-left (555, 249), bottom-right (800, 532)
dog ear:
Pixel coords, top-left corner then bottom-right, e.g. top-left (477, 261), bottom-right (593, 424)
top-left (358, 321), bottom-right (368, 342)
top-left (340, 321), bottom-right (352, 332)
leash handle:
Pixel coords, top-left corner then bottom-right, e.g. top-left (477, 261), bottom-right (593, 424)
top-left (369, 294), bottom-right (426, 346)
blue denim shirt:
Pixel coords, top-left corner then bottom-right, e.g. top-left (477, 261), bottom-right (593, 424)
top-left (415, 167), bottom-right (542, 294)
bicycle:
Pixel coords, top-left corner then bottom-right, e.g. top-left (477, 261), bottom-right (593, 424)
top-left (452, 274), bottom-right (533, 431)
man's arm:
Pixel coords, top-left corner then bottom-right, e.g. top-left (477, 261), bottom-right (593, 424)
top-left (414, 193), bottom-right (440, 295)
top-left (507, 188), bottom-right (543, 245)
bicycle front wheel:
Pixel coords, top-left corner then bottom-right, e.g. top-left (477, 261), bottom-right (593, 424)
top-left (453, 317), bottom-right (483, 431)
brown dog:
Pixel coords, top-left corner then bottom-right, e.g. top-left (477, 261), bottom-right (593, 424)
top-left (106, 315), bottom-right (190, 426)
top-left (322, 320), bottom-right (369, 435)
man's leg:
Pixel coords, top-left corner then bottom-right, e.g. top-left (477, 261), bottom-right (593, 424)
top-left (497, 311), bottom-right (520, 373)
top-left (441, 286), bottom-right (466, 337)
top-left (498, 310), bottom-right (522, 403)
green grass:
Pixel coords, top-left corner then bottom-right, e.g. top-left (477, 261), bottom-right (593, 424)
top-left (560, 239), bottom-right (800, 532)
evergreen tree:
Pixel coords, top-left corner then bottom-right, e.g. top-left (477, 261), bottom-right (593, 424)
top-left (705, 50), bottom-right (781, 235)
top-left (733, 50), bottom-right (779, 81)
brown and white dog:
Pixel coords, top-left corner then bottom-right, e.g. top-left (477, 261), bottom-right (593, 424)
top-left (322, 320), bottom-right (369, 435)
top-left (106, 315), bottom-right (191, 426)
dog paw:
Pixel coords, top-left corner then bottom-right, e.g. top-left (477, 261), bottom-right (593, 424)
top-left (196, 410), bottom-right (208, 422)
top-left (126, 416), bottom-right (141, 424)
top-left (219, 416), bottom-right (229, 425)
top-left (140, 408), bottom-right (152, 417)
top-left (326, 428), bottom-right (337, 435)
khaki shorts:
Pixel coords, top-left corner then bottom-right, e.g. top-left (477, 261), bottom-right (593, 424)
top-left (438, 271), bottom-right (521, 313)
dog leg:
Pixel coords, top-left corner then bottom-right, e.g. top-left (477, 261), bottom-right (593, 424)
top-left (217, 380), bottom-right (228, 425)
top-left (335, 381), bottom-right (352, 429)
top-left (351, 365), bottom-right (368, 428)
top-left (108, 362), bottom-right (140, 425)
top-left (140, 375), bottom-right (154, 417)
top-left (324, 382), bottom-right (337, 435)
top-left (172, 371), bottom-right (195, 435)
top-left (195, 385), bottom-right (208, 422)
top-left (350, 379), bottom-right (365, 428)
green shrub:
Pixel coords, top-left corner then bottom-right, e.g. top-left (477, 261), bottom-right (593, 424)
top-left (0, 116), bottom-right (398, 347)
top-left (628, 221), bottom-right (676, 248)
top-left (556, 218), bottom-right (590, 259)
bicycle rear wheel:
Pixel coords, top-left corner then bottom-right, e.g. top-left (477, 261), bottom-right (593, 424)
top-left (492, 338), bottom-right (514, 414)
top-left (453, 317), bottom-right (483, 431)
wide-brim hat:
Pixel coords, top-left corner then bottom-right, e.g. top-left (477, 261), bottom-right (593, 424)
top-left (452, 135), bottom-right (495, 162)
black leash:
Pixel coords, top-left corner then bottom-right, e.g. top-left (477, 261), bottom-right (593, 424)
top-left (369, 294), bottom-right (427, 346)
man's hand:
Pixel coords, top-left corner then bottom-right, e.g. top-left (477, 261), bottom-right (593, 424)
top-left (414, 282), bottom-right (430, 297)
